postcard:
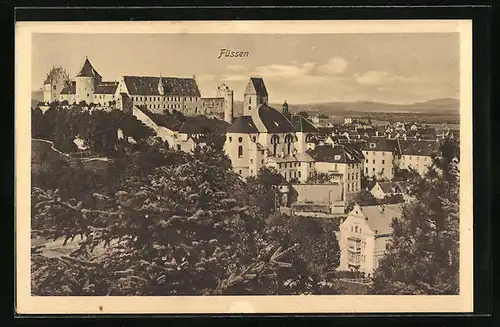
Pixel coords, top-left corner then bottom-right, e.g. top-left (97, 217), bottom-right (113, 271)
top-left (16, 20), bottom-right (473, 314)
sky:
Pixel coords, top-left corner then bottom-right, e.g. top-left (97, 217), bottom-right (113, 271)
top-left (32, 33), bottom-right (459, 104)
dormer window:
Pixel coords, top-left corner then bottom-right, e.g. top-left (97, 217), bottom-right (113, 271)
top-left (370, 143), bottom-right (376, 148)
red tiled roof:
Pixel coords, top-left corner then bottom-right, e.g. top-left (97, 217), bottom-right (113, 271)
top-left (123, 76), bottom-right (201, 97)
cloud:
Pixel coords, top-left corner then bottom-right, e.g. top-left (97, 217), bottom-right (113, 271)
top-left (220, 74), bottom-right (249, 82)
top-left (227, 65), bottom-right (247, 72)
top-left (320, 57), bottom-right (348, 75)
top-left (355, 70), bottom-right (403, 86)
top-left (196, 74), bottom-right (216, 81)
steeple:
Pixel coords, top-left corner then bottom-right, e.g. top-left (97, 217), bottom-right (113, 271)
top-left (158, 74), bottom-right (164, 95)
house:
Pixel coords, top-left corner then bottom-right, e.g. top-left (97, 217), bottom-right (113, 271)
top-left (361, 139), bottom-right (402, 180)
top-left (308, 145), bottom-right (363, 201)
top-left (398, 140), bottom-right (440, 176)
top-left (370, 181), bottom-right (408, 200)
top-left (338, 203), bottom-right (403, 275)
top-left (131, 106), bottom-right (229, 152)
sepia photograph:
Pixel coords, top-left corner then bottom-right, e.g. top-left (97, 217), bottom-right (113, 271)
top-left (15, 20), bottom-right (473, 314)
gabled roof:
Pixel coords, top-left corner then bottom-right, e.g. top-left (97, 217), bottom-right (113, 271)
top-left (245, 77), bottom-right (268, 97)
top-left (43, 67), bottom-right (70, 85)
top-left (399, 140), bottom-right (440, 156)
top-left (95, 82), bottom-right (119, 94)
top-left (138, 107), bottom-right (228, 134)
top-left (347, 204), bottom-right (403, 236)
top-left (60, 81), bottom-right (76, 94)
top-left (376, 181), bottom-right (406, 194)
top-left (256, 104), bottom-right (295, 133)
top-left (362, 204), bottom-right (403, 235)
top-left (226, 116), bottom-right (258, 134)
top-left (290, 115), bottom-right (318, 133)
top-left (123, 76), bottom-right (201, 97)
top-left (76, 59), bottom-right (102, 78)
top-left (308, 145), bottom-right (362, 164)
top-left (362, 139), bottom-right (402, 155)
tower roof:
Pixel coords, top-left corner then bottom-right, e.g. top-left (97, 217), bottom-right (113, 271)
top-left (245, 77), bottom-right (268, 97)
top-left (43, 67), bottom-right (69, 85)
top-left (76, 58), bottom-right (102, 78)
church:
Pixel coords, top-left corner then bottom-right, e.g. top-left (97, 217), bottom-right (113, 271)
top-left (224, 78), bottom-right (318, 183)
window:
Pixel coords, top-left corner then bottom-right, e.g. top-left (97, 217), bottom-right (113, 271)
top-left (284, 172), bottom-right (287, 179)
top-left (239, 170), bottom-right (242, 174)
top-left (309, 163), bottom-right (312, 167)
top-left (334, 163), bottom-right (338, 170)
top-left (347, 184), bottom-right (350, 191)
top-left (293, 171), bottom-right (296, 178)
top-left (347, 173), bottom-right (350, 180)
top-left (284, 163), bottom-right (287, 168)
top-left (373, 160), bottom-right (375, 164)
top-left (238, 146), bottom-right (243, 158)
top-left (176, 144), bottom-right (181, 151)
top-left (298, 171), bottom-right (301, 178)
top-left (372, 168), bottom-right (375, 172)
top-left (250, 159), bottom-right (253, 164)
top-left (355, 172), bottom-right (358, 179)
top-left (382, 160), bottom-right (385, 164)
top-left (252, 136), bottom-right (256, 142)
top-left (249, 97), bottom-right (252, 104)
top-left (238, 137), bottom-right (243, 143)
top-left (365, 159), bottom-right (368, 163)
top-left (228, 137), bottom-right (232, 142)
top-left (261, 159), bottom-right (264, 164)
top-left (298, 162), bottom-right (301, 167)
top-left (365, 167), bottom-right (368, 174)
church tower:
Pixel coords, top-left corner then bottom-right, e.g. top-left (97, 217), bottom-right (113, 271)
top-left (243, 77), bottom-right (268, 116)
top-left (216, 83), bottom-right (234, 123)
top-left (75, 57), bottom-right (102, 104)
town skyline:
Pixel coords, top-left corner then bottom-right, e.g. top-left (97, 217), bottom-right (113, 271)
top-left (32, 33), bottom-right (459, 105)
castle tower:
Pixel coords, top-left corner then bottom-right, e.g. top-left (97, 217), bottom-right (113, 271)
top-left (42, 66), bottom-right (70, 103)
top-left (217, 83), bottom-right (234, 123)
top-left (243, 77), bottom-right (268, 116)
top-left (75, 57), bottom-right (102, 104)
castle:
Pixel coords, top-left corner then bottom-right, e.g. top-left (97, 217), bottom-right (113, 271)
top-left (42, 58), bottom-right (234, 122)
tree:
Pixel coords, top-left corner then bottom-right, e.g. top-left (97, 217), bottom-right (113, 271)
top-left (246, 167), bottom-right (284, 218)
top-left (31, 143), bottom-right (343, 296)
top-left (370, 138), bottom-right (460, 295)
top-left (306, 171), bottom-right (332, 184)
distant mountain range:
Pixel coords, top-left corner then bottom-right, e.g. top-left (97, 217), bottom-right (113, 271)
top-left (234, 98), bottom-right (460, 117)
top-left (31, 89), bottom-right (459, 118)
